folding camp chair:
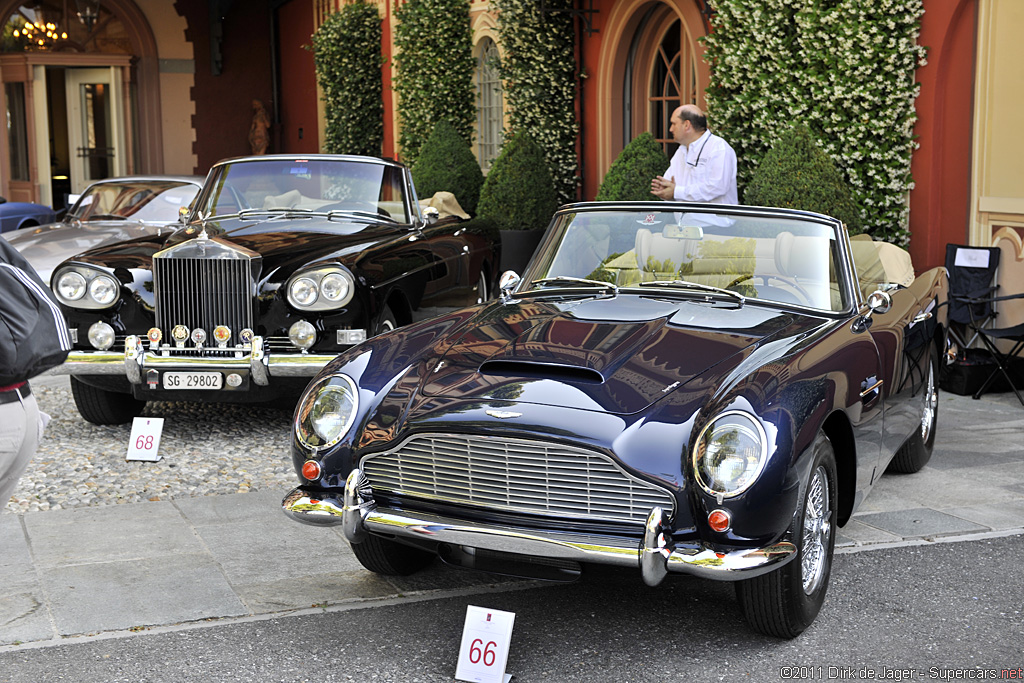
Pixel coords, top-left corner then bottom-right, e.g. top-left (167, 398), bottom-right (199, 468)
top-left (945, 244), bottom-right (1024, 405)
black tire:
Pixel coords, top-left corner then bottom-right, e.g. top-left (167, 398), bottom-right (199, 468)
top-left (350, 534), bottom-right (434, 576)
top-left (888, 345), bottom-right (939, 474)
top-left (736, 430), bottom-right (837, 638)
top-left (373, 304), bottom-right (397, 337)
top-left (70, 377), bottom-right (146, 426)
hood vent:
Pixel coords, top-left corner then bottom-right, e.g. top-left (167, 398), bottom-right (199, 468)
top-left (479, 360), bottom-right (604, 384)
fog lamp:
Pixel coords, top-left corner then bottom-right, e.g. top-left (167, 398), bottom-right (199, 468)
top-left (289, 320), bottom-right (317, 350)
top-left (88, 321), bottom-right (116, 350)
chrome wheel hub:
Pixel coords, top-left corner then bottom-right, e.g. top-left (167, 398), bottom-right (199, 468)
top-left (801, 465), bottom-right (831, 595)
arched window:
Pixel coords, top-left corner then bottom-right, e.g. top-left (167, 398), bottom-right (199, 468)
top-left (624, 11), bottom-right (698, 158)
top-left (649, 19), bottom-right (696, 157)
top-left (475, 37), bottom-right (503, 171)
top-left (2, 1), bottom-right (129, 53)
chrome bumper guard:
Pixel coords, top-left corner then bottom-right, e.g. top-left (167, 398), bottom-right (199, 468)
top-left (44, 335), bottom-right (336, 383)
top-left (282, 470), bottom-right (797, 585)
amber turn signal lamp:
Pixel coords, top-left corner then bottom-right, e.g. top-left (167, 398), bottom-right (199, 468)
top-left (708, 509), bottom-right (732, 533)
top-left (301, 460), bottom-right (322, 481)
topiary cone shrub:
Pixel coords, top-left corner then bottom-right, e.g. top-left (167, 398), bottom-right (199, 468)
top-left (596, 132), bottom-right (670, 201)
top-left (744, 124), bottom-right (862, 234)
top-left (412, 120), bottom-right (484, 215)
top-left (477, 131), bottom-right (558, 231)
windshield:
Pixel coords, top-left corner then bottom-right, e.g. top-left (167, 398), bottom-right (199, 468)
top-left (71, 181), bottom-right (199, 223)
top-left (196, 158), bottom-right (411, 223)
top-left (528, 209), bottom-right (848, 311)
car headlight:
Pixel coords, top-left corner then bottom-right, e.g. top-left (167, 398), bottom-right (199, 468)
top-left (53, 266), bottom-right (120, 309)
top-left (692, 411), bottom-right (768, 498)
top-left (295, 374), bottom-right (359, 450)
top-left (287, 267), bottom-right (356, 311)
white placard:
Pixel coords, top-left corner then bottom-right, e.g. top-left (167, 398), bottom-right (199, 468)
top-left (953, 247), bottom-right (991, 269)
top-left (455, 605), bottom-right (515, 683)
top-left (126, 417), bottom-right (164, 462)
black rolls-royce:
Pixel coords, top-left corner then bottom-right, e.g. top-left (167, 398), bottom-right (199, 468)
top-left (282, 202), bottom-right (948, 638)
top-left (47, 154), bottom-right (499, 424)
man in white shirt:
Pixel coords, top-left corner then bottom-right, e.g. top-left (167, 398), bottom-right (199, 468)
top-left (650, 104), bottom-right (738, 204)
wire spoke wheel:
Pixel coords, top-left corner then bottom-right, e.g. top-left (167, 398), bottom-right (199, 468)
top-left (801, 465), bottom-right (831, 595)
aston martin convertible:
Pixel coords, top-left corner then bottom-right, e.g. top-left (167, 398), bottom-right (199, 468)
top-left (282, 202), bottom-right (948, 638)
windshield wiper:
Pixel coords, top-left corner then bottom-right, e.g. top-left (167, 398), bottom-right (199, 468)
top-left (237, 208), bottom-right (313, 219)
top-left (529, 276), bottom-right (618, 295)
top-left (85, 213), bottom-right (128, 221)
top-left (326, 209), bottom-right (398, 224)
top-left (633, 279), bottom-right (745, 306)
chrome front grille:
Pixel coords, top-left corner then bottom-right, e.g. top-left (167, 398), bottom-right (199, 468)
top-left (361, 434), bottom-right (675, 527)
top-left (153, 241), bottom-right (257, 346)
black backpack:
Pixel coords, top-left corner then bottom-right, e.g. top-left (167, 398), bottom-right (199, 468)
top-left (0, 238), bottom-right (71, 385)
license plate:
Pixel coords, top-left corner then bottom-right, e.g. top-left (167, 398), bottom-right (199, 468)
top-left (162, 372), bottom-right (223, 390)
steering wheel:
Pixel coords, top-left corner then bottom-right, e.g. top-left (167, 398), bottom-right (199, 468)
top-left (726, 273), bottom-right (813, 305)
top-left (321, 201), bottom-right (390, 218)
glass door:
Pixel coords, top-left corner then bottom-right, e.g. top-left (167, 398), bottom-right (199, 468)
top-left (65, 67), bottom-right (125, 193)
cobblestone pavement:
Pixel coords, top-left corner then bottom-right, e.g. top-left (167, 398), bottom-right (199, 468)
top-left (4, 378), bottom-right (296, 514)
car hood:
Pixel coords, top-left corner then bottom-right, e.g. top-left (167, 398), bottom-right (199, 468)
top-left (66, 216), bottom-right (408, 281)
top-left (3, 220), bottom-right (168, 283)
top-left (420, 295), bottom-right (815, 415)
top-left (161, 217), bottom-right (405, 273)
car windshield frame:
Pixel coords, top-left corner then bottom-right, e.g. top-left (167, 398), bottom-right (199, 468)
top-left (191, 156), bottom-right (414, 225)
top-left (520, 203), bottom-right (861, 315)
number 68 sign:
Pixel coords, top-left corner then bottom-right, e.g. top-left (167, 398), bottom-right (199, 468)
top-left (455, 605), bottom-right (515, 683)
top-left (126, 417), bottom-right (165, 462)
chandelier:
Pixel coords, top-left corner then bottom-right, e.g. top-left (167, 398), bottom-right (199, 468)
top-left (12, 20), bottom-right (67, 49)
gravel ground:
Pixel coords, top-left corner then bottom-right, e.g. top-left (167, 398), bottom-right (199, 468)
top-left (4, 378), bottom-right (297, 514)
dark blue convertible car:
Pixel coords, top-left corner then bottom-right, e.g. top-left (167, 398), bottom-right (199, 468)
top-left (283, 202), bottom-right (948, 638)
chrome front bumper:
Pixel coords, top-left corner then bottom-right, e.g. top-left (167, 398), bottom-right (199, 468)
top-left (282, 470), bottom-right (797, 586)
top-left (44, 335), bottom-right (336, 383)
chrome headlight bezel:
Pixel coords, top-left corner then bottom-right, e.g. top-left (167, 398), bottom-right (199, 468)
top-left (692, 410), bottom-right (769, 498)
top-left (295, 373), bottom-right (360, 451)
top-left (53, 266), bottom-right (120, 309)
top-left (286, 267), bottom-right (355, 311)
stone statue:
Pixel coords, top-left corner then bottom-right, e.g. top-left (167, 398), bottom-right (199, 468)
top-left (249, 99), bottom-right (271, 155)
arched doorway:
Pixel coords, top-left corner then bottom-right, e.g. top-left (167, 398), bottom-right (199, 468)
top-left (0, 0), bottom-right (162, 210)
top-left (594, 0), bottom-right (709, 185)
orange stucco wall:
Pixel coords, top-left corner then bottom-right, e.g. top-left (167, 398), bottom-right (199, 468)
top-left (909, 0), bottom-right (977, 271)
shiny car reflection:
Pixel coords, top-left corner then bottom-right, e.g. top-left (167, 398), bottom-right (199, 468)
top-left (2, 176), bottom-right (203, 283)
top-left (282, 202), bottom-right (947, 638)
top-left (45, 155), bottom-right (499, 425)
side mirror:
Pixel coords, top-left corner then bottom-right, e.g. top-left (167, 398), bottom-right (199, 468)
top-left (499, 270), bottom-right (521, 301)
top-left (178, 206), bottom-right (190, 224)
top-left (423, 206), bottom-right (439, 225)
top-left (853, 289), bottom-right (892, 333)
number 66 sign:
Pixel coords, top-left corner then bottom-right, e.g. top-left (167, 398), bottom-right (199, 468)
top-left (455, 605), bottom-right (515, 683)
top-left (126, 417), bottom-right (165, 462)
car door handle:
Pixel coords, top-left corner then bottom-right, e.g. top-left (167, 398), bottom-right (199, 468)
top-left (912, 311), bottom-right (932, 324)
top-left (860, 377), bottom-right (883, 407)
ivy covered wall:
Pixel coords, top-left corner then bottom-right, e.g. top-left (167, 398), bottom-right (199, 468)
top-left (492, 0), bottom-right (578, 206)
top-left (703, 0), bottom-right (927, 245)
top-left (393, 0), bottom-right (477, 166)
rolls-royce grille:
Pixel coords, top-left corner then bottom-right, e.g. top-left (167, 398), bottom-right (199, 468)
top-left (154, 256), bottom-right (254, 345)
top-left (361, 434), bottom-right (675, 527)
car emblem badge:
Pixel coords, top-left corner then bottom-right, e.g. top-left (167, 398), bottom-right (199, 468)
top-left (486, 409), bottom-right (522, 419)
